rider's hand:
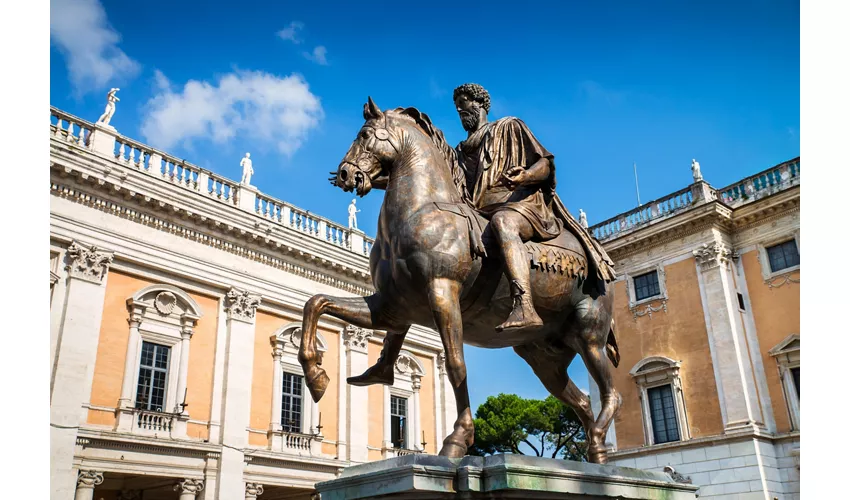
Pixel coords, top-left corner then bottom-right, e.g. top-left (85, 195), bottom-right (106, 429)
top-left (501, 166), bottom-right (528, 190)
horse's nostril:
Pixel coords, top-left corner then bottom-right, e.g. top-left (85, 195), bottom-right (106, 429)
top-left (339, 169), bottom-right (348, 181)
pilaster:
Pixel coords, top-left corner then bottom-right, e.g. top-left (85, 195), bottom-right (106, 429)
top-left (245, 482), bottom-right (264, 499)
top-left (693, 241), bottom-right (764, 432)
top-left (215, 287), bottom-right (261, 499)
top-left (344, 325), bottom-right (372, 463)
top-left (173, 479), bottom-right (205, 500)
top-left (51, 241), bottom-right (113, 500)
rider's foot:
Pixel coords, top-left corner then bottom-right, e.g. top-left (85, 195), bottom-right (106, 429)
top-left (496, 280), bottom-right (544, 332)
top-left (347, 361), bottom-right (394, 386)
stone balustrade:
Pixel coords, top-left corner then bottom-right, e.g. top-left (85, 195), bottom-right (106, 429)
top-left (50, 108), bottom-right (95, 149)
top-left (591, 186), bottom-right (695, 241)
top-left (282, 431), bottom-right (316, 452)
top-left (135, 409), bottom-right (175, 433)
top-left (589, 157), bottom-right (800, 242)
top-left (394, 448), bottom-right (421, 457)
top-left (716, 158), bottom-right (800, 207)
top-left (49, 106), bottom-right (374, 256)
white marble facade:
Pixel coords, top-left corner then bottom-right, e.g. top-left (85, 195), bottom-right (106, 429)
top-left (49, 107), bottom-right (452, 499)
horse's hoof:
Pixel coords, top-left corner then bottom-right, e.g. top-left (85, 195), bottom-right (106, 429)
top-left (588, 447), bottom-right (608, 464)
top-left (438, 442), bottom-right (467, 458)
top-left (306, 368), bottom-right (330, 402)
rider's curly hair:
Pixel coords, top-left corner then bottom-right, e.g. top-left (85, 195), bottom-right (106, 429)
top-left (453, 83), bottom-right (491, 113)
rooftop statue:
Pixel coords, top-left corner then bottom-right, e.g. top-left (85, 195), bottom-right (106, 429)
top-left (299, 87), bottom-right (619, 464)
top-left (97, 88), bottom-right (120, 126)
top-left (240, 153), bottom-right (254, 185)
top-left (348, 199), bottom-right (360, 229)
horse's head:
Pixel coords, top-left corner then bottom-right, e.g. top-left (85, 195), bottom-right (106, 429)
top-left (331, 97), bottom-right (402, 197)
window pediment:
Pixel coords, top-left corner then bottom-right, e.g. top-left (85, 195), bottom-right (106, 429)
top-left (769, 334), bottom-right (800, 357)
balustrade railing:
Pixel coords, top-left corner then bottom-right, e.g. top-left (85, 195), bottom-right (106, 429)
top-left (717, 158), bottom-right (800, 207)
top-left (50, 106), bottom-right (376, 255)
top-left (395, 448), bottom-right (421, 456)
top-left (281, 431), bottom-right (315, 452)
top-left (50, 108), bottom-right (94, 149)
top-left (135, 409), bottom-right (175, 433)
top-left (591, 187), bottom-right (695, 240)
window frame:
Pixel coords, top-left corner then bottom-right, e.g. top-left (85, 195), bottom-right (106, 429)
top-left (769, 334), bottom-right (800, 431)
top-left (646, 384), bottom-right (681, 445)
top-left (625, 263), bottom-right (668, 310)
top-left (131, 323), bottom-right (182, 414)
top-left (390, 394), bottom-right (409, 449)
top-left (280, 370), bottom-right (305, 433)
top-left (757, 233), bottom-right (800, 281)
top-left (134, 340), bottom-right (172, 412)
top-left (630, 356), bottom-right (691, 446)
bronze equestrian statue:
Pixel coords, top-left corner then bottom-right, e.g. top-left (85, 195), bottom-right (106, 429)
top-left (298, 84), bottom-right (621, 463)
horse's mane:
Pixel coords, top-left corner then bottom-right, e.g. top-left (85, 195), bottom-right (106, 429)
top-left (390, 107), bottom-right (473, 207)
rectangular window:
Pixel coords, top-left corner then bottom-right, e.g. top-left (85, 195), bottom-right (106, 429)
top-left (281, 372), bottom-right (304, 433)
top-left (390, 395), bottom-right (408, 449)
top-left (737, 293), bottom-right (746, 310)
top-left (647, 385), bottom-right (680, 444)
top-left (633, 271), bottom-right (661, 301)
top-left (791, 366), bottom-right (800, 398)
top-left (766, 240), bottom-right (800, 273)
top-left (135, 341), bottom-right (170, 412)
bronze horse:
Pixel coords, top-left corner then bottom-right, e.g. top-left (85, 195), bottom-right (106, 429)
top-left (298, 98), bottom-right (622, 463)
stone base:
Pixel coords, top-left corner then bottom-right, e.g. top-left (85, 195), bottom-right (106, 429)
top-left (316, 454), bottom-right (699, 500)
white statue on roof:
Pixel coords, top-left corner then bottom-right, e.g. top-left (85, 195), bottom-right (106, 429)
top-left (691, 159), bottom-right (703, 182)
top-left (240, 153), bottom-right (254, 185)
top-left (348, 199), bottom-right (360, 229)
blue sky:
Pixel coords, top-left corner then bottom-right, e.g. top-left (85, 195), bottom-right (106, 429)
top-left (50, 0), bottom-right (800, 411)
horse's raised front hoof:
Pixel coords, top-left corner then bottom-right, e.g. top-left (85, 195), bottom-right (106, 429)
top-left (588, 445), bottom-right (608, 465)
top-left (347, 363), bottom-right (394, 387)
top-left (438, 441), bottom-right (467, 458)
top-left (306, 368), bottom-right (330, 403)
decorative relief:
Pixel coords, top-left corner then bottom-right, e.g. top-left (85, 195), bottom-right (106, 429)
top-left (173, 479), bottom-right (205, 494)
top-left (663, 465), bottom-right (692, 484)
top-left (225, 287), bottom-right (261, 321)
top-left (395, 351), bottom-right (425, 380)
top-left (692, 242), bottom-right (732, 271)
top-left (245, 482), bottom-right (264, 497)
top-left (65, 241), bottom-right (113, 283)
top-left (154, 291), bottom-right (177, 315)
top-left (343, 324), bottom-right (373, 351)
top-left (76, 470), bottom-right (104, 488)
top-left (766, 274), bottom-right (800, 289)
top-left (632, 300), bottom-right (668, 320)
top-left (437, 351), bottom-right (447, 375)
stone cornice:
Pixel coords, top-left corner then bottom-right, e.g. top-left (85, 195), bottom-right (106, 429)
top-left (51, 173), bottom-right (374, 296)
top-left (608, 426), bottom-right (791, 460)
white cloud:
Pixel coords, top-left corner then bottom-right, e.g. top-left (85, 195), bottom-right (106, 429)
top-left (303, 46), bottom-right (328, 66)
top-left (277, 21), bottom-right (304, 44)
top-left (141, 69), bottom-right (323, 157)
top-left (50, 0), bottom-right (140, 93)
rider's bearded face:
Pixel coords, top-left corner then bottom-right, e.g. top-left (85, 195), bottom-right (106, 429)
top-left (455, 94), bottom-right (481, 132)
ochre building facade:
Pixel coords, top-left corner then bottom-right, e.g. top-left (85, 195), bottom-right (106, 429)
top-left (587, 158), bottom-right (801, 499)
top-left (50, 107), bottom-right (456, 500)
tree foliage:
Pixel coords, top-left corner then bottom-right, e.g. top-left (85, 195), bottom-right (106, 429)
top-left (468, 393), bottom-right (588, 461)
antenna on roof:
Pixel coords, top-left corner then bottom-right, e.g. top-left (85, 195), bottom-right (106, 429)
top-left (633, 161), bottom-right (642, 206)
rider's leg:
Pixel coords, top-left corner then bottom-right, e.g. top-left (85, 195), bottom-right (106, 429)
top-left (348, 327), bottom-right (409, 386)
top-left (490, 211), bottom-right (543, 332)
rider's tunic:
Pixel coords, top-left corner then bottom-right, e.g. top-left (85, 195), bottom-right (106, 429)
top-left (456, 117), bottom-right (561, 241)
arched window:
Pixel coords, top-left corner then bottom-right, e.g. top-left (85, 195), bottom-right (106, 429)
top-left (769, 334), bottom-right (800, 431)
top-left (630, 356), bottom-right (691, 445)
top-left (116, 284), bottom-right (202, 438)
top-left (268, 323), bottom-right (327, 455)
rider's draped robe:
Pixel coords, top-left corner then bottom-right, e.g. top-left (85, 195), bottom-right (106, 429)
top-left (456, 117), bottom-right (616, 294)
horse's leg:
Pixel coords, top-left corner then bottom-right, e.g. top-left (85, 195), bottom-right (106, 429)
top-left (299, 292), bottom-right (402, 402)
top-left (513, 344), bottom-right (596, 444)
top-left (572, 298), bottom-right (621, 464)
top-left (347, 327), bottom-right (409, 387)
top-left (427, 277), bottom-right (473, 458)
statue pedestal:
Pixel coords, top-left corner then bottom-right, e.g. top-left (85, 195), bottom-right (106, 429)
top-left (88, 122), bottom-right (118, 157)
top-left (238, 183), bottom-right (258, 213)
top-left (315, 454), bottom-right (699, 500)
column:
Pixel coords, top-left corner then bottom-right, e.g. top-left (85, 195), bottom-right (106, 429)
top-left (268, 339), bottom-right (283, 449)
top-left (173, 479), bottom-right (205, 500)
top-left (431, 355), bottom-right (443, 449)
top-left (51, 242), bottom-right (113, 500)
top-left (245, 483), bottom-right (264, 499)
top-left (382, 386), bottom-right (392, 454)
top-left (175, 314), bottom-right (199, 414)
top-left (693, 241), bottom-right (764, 431)
top-left (215, 287), bottom-right (261, 500)
top-left (115, 302), bottom-right (145, 432)
top-left (344, 325), bottom-right (372, 463)
top-left (336, 332), bottom-right (348, 460)
top-left (74, 470), bottom-right (104, 500)
top-left (412, 376), bottom-right (422, 450)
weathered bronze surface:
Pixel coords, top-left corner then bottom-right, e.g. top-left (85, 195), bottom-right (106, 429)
top-left (298, 85), bottom-right (621, 464)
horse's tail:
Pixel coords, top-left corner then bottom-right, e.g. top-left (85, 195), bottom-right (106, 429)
top-left (605, 319), bottom-right (620, 368)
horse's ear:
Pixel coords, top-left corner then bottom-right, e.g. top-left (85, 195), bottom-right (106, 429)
top-left (363, 96), bottom-right (383, 120)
